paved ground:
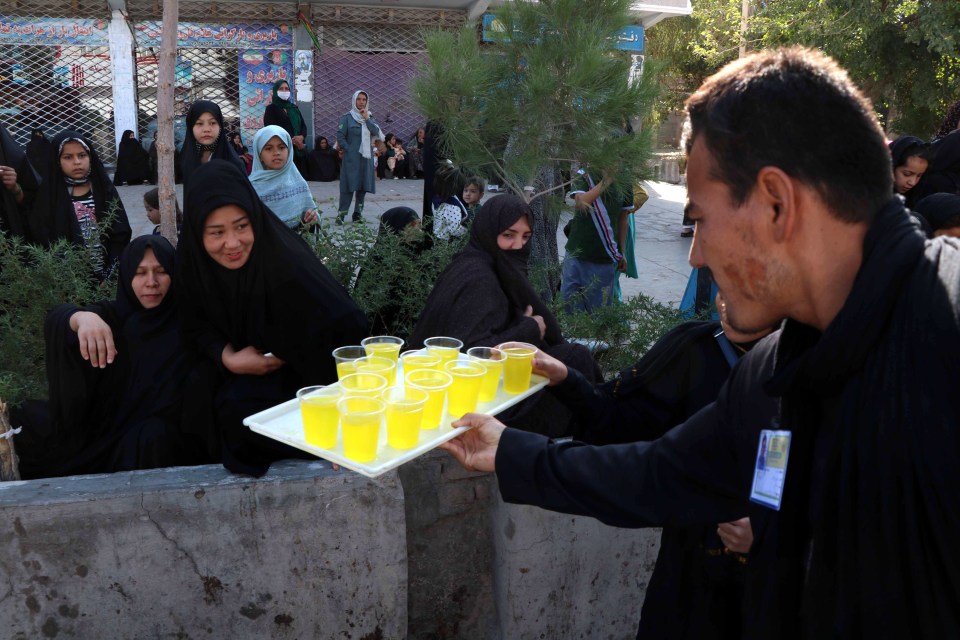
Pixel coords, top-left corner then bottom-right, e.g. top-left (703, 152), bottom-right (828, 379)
top-left (117, 177), bottom-right (692, 306)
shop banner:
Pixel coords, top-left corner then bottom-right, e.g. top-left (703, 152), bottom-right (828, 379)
top-left (0, 17), bottom-right (109, 45)
top-left (238, 49), bottom-right (292, 148)
top-left (135, 21), bottom-right (293, 49)
top-left (482, 14), bottom-right (644, 52)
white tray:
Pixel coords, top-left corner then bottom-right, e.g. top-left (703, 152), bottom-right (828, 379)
top-left (243, 367), bottom-right (548, 478)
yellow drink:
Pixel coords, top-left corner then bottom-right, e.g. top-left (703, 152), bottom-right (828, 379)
top-left (336, 360), bottom-right (358, 380)
top-left (338, 396), bottom-right (384, 463)
top-left (477, 360), bottom-right (503, 401)
top-left (406, 370), bottom-right (452, 430)
top-left (301, 400), bottom-right (339, 448)
top-left (382, 387), bottom-right (427, 449)
top-left (424, 337), bottom-right (463, 367)
top-left (467, 347), bottom-right (504, 402)
top-left (298, 386), bottom-right (342, 448)
top-left (362, 336), bottom-right (405, 364)
top-left (444, 361), bottom-right (485, 418)
top-left (502, 343), bottom-right (537, 394)
top-left (354, 356), bottom-right (397, 385)
top-left (339, 372), bottom-right (388, 397)
top-left (400, 352), bottom-right (442, 376)
top-left (332, 345), bottom-right (366, 381)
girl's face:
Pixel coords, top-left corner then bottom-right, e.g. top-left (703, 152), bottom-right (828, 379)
top-left (193, 112), bottom-right (220, 146)
top-left (319, 138), bottom-right (328, 149)
top-left (894, 155), bottom-right (928, 194)
top-left (260, 135), bottom-right (289, 170)
top-left (462, 184), bottom-right (482, 206)
top-left (417, 128), bottom-right (425, 142)
top-left (59, 141), bottom-right (91, 181)
top-left (203, 204), bottom-right (255, 269)
top-left (144, 199), bottom-right (161, 225)
top-left (385, 134), bottom-right (396, 146)
top-left (497, 215), bottom-right (532, 251)
top-left (131, 247), bottom-right (171, 309)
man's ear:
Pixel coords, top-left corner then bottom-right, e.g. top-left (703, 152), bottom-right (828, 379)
top-left (756, 166), bottom-right (797, 242)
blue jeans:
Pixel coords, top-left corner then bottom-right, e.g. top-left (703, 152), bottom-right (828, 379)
top-left (559, 255), bottom-right (617, 313)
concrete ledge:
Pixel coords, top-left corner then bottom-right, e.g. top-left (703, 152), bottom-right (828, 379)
top-left (0, 461), bottom-right (407, 639)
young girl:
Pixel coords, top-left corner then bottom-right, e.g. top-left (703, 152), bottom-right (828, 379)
top-left (31, 131), bottom-right (131, 282)
top-left (249, 125), bottom-right (318, 229)
top-left (385, 133), bottom-right (407, 179)
top-left (431, 161), bottom-right (468, 240)
top-left (143, 187), bottom-right (183, 238)
top-left (889, 135), bottom-right (932, 207)
top-left (177, 160), bottom-right (369, 476)
top-left (180, 100), bottom-right (245, 185)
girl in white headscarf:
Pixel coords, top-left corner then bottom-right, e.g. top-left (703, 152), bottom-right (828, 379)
top-left (335, 90), bottom-right (384, 224)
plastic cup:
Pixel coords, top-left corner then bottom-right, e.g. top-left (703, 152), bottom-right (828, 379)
top-left (443, 360), bottom-right (485, 418)
top-left (339, 372), bottom-right (388, 397)
top-left (423, 337), bottom-right (463, 367)
top-left (297, 385), bottom-right (342, 449)
top-left (332, 345), bottom-right (367, 380)
top-left (405, 369), bottom-right (453, 430)
top-left (467, 347), bottom-right (504, 402)
top-left (361, 336), bottom-right (405, 364)
top-left (337, 396), bottom-right (385, 463)
top-left (500, 342), bottom-right (537, 394)
top-left (400, 349), bottom-right (442, 375)
top-left (354, 355), bottom-right (397, 386)
top-left (381, 386), bottom-right (428, 449)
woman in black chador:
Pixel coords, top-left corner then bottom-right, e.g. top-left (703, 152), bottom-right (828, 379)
top-left (24, 127), bottom-right (50, 180)
top-left (177, 160), bottom-right (369, 477)
top-left (14, 235), bottom-right (197, 479)
top-left (180, 100), bottom-right (245, 185)
top-left (113, 129), bottom-right (151, 186)
top-left (30, 130), bottom-right (131, 282)
top-left (0, 122), bottom-right (41, 241)
top-left (307, 136), bottom-right (339, 182)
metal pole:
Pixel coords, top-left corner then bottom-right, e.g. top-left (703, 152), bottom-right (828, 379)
top-left (739, 0), bottom-right (749, 58)
top-left (157, 0), bottom-right (179, 244)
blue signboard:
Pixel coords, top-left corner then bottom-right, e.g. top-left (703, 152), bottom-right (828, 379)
top-left (135, 21), bottom-right (293, 49)
top-left (482, 14), bottom-right (644, 52)
top-left (0, 17), bottom-right (109, 46)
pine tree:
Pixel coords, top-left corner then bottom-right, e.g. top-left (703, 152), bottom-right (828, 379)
top-left (413, 0), bottom-right (657, 296)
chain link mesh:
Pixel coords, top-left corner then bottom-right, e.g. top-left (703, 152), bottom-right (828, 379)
top-left (1, 0), bottom-right (116, 163)
top-left (311, 6), bottom-right (465, 151)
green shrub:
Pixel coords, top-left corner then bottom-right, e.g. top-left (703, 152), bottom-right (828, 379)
top-left (0, 236), bottom-right (106, 404)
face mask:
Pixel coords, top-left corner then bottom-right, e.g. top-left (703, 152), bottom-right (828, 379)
top-left (277, 91), bottom-right (291, 101)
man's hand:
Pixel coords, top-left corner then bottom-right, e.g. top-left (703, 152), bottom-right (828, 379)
top-left (70, 311), bottom-right (117, 368)
top-left (523, 305), bottom-right (546, 340)
top-left (617, 256), bottom-right (628, 273)
top-left (531, 350), bottom-right (568, 386)
top-left (717, 517), bottom-right (753, 554)
top-left (222, 345), bottom-right (285, 376)
top-left (440, 413), bottom-right (507, 473)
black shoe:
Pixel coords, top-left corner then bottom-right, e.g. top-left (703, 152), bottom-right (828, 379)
top-left (680, 228), bottom-right (694, 238)
top-left (352, 214), bottom-right (364, 223)
top-left (335, 213), bottom-right (346, 226)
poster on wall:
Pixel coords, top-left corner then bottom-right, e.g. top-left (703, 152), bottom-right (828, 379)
top-left (238, 48), bottom-right (291, 148)
top-left (294, 50), bottom-right (313, 102)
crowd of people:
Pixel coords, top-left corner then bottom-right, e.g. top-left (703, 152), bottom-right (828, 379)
top-left (0, 48), bottom-right (958, 639)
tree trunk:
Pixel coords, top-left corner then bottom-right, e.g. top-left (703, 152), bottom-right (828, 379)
top-left (528, 165), bottom-right (562, 301)
top-left (0, 401), bottom-right (21, 481)
top-left (157, 0), bottom-right (179, 245)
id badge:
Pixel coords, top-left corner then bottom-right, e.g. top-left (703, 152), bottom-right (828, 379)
top-left (749, 429), bottom-right (792, 511)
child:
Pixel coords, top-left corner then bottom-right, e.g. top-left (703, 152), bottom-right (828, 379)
top-left (431, 161), bottom-right (468, 240)
top-left (143, 187), bottom-right (182, 238)
top-left (374, 139), bottom-right (387, 180)
top-left (249, 125), bottom-right (318, 229)
top-left (462, 175), bottom-right (486, 222)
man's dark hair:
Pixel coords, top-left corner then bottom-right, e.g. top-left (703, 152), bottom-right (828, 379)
top-left (684, 47), bottom-right (892, 223)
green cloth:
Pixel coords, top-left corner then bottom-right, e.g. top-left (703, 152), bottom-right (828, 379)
top-left (565, 175), bottom-right (632, 264)
top-left (271, 79), bottom-right (305, 155)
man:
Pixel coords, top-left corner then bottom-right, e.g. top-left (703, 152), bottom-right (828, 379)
top-left (442, 47), bottom-right (960, 639)
top-left (560, 169), bottom-right (633, 312)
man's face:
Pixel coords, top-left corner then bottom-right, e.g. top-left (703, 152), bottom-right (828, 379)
top-left (685, 137), bottom-right (786, 334)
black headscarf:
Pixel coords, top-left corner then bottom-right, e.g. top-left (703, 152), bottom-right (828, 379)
top-left (16, 235), bottom-right (190, 478)
top-left (177, 160), bottom-right (368, 383)
top-left (889, 135), bottom-right (925, 169)
top-left (307, 135), bottom-right (338, 181)
top-left (180, 100), bottom-right (245, 183)
top-left (934, 99), bottom-right (960, 141)
top-left (913, 193), bottom-right (960, 233)
top-left (379, 206), bottom-right (419, 236)
top-left (113, 129), bottom-right (150, 186)
top-left (30, 130), bottom-right (131, 274)
top-left (409, 194), bottom-right (563, 348)
top-left (24, 127), bottom-right (50, 180)
top-left (911, 129), bottom-right (960, 202)
top-left (0, 121), bottom-right (41, 240)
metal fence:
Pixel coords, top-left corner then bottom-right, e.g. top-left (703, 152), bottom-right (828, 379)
top-left (311, 5), bottom-right (465, 148)
top-left (0, 0), bottom-right (116, 164)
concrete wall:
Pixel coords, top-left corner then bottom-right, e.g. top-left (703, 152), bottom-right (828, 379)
top-left (1, 456), bottom-right (660, 639)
